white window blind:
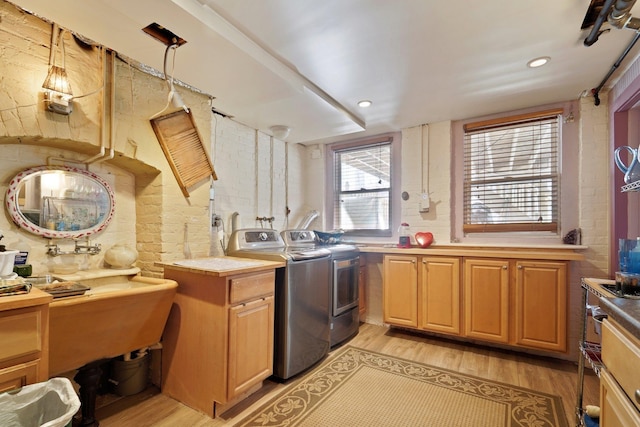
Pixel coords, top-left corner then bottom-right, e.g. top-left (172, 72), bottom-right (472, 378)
top-left (463, 109), bottom-right (561, 233)
top-left (333, 141), bottom-right (391, 234)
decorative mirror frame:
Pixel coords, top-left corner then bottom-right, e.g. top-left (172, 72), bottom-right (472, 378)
top-left (5, 165), bottom-right (116, 239)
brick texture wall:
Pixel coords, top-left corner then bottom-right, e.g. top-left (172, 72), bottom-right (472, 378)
top-left (0, 1), bottom-right (306, 276)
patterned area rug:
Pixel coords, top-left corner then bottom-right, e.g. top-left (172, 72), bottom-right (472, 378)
top-left (234, 346), bottom-right (568, 427)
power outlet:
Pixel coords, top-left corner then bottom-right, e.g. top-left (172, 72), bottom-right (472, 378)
top-left (212, 214), bottom-right (222, 228)
top-left (419, 193), bottom-right (430, 213)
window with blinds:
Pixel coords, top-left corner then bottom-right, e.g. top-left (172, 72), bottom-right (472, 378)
top-left (333, 141), bottom-right (391, 235)
top-left (463, 109), bottom-right (561, 234)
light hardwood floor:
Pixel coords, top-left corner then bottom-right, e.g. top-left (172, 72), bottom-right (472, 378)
top-left (88, 323), bottom-right (599, 426)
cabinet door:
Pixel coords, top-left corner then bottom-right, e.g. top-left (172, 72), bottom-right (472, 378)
top-left (420, 257), bottom-right (461, 335)
top-left (383, 255), bottom-right (418, 327)
top-left (600, 369), bottom-right (640, 427)
top-left (464, 259), bottom-right (509, 343)
top-left (515, 260), bottom-right (567, 352)
top-left (228, 296), bottom-right (274, 400)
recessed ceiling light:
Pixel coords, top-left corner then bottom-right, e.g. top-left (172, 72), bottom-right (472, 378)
top-left (527, 57), bottom-right (550, 68)
top-left (358, 100), bottom-right (372, 108)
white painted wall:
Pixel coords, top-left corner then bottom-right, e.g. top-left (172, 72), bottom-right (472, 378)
top-left (400, 122), bottom-right (452, 245)
top-left (207, 114), bottom-right (307, 252)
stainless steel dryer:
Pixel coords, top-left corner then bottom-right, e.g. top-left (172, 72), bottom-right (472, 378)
top-left (281, 230), bottom-right (360, 347)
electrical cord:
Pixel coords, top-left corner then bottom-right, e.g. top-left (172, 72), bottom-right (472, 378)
top-left (150, 44), bottom-right (188, 119)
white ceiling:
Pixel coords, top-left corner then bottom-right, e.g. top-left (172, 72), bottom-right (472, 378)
top-left (9, 0), bottom-right (640, 145)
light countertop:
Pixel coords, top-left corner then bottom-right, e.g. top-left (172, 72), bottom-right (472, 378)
top-left (156, 256), bottom-right (285, 277)
top-left (0, 287), bottom-right (52, 310)
top-left (357, 244), bottom-right (585, 261)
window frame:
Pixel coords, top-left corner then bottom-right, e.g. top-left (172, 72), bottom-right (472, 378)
top-left (452, 101), bottom-right (579, 244)
top-left (463, 109), bottom-right (561, 234)
top-left (325, 133), bottom-right (400, 238)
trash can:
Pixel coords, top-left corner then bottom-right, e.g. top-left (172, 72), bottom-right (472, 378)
top-left (0, 377), bottom-right (81, 427)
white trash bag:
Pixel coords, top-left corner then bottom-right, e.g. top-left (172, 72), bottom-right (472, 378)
top-left (0, 377), bottom-right (81, 427)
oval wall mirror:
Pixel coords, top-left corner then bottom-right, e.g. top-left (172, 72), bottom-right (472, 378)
top-left (5, 166), bottom-right (115, 239)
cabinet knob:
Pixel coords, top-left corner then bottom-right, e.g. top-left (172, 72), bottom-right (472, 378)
top-left (422, 260), bottom-right (426, 264)
top-left (502, 265), bottom-right (507, 270)
top-left (636, 389), bottom-right (640, 403)
top-left (517, 265), bottom-right (523, 269)
top-left (412, 260), bottom-right (416, 264)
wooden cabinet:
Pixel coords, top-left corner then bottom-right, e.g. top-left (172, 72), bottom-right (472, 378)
top-left (420, 257), bottom-right (460, 335)
top-left (228, 294), bottom-right (274, 398)
top-left (600, 317), bottom-right (640, 425)
top-left (161, 266), bottom-right (278, 417)
top-left (514, 260), bottom-right (566, 352)
top-left (382, 253), bottom-right (568, 353)
top-left (464, 258), bottom-right (509, 343)
top-left (383, 255), bottom-right (418, 327)
top-left (0, 288), bottom-right (51, 393)
top-left (383, 255), bottom-right (461, 334)
top-left (464, 258), bottom-right (567, 352)
top-left (600, 369), bottom-right (640, 426)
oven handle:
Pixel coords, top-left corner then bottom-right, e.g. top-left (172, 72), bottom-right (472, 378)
top-left (334, 258), bottom-right (359, 269)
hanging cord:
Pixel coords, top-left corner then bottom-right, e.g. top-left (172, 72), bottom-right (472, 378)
top-left (150, 44), bottom-right (188, 119)
top-left (270, 136), bottom-right (274, 222)
top-left (284, 141), bottom-right (289, 230)
top-left (255, 130), bottom-right (260, 226)
top-left (73, 46), bottom-right (107, 101)
top-left (60, 28), bottom-right (67, 70)
top-left (60, 32), bottom-right (105, 101)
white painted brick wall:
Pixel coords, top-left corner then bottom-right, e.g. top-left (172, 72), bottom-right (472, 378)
top-left (0, 145), bottom-right (135, 275)
top-left (208, 114), bottom-right (306, 249)
top-left (303, 145), bottom-right (327, 229)
top-left (578, 95), bottom-right (610, 277)
top-left (401, 122), bottom-right (452, 245)
top-left (0, 1), bottom-right (224, 276)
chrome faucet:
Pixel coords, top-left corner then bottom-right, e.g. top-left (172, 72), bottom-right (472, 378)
top-left (46, 239), bottom-right (102, 256)
top-left (46, 242), bottom-right (63, 256)
top-left (74, 241), bottom-right (102, 255)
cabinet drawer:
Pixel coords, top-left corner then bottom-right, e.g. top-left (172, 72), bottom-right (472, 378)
top-left (602, 318), bottom-right (640, 412)
top-left (230, 271), bottom-right (275, 304)
top-left (0, 360), bottom-right (39, 393)
top-left (0, 307), bottom-right (42, 365)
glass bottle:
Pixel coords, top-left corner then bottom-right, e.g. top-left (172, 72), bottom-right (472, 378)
top-left (398, 223), bottom-right (411, 248)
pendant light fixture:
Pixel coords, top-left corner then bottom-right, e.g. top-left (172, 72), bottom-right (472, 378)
top-left (42, 23), bottom-right (73, 115)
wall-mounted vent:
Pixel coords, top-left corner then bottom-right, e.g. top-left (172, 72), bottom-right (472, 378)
top-left (142, 22), bottom-right (187, 47)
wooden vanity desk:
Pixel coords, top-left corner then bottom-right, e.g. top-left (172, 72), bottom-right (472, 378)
top-left (0, 287), bottom-right (52, 392)
top-left (157, 257), bottom-right (284, 418)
